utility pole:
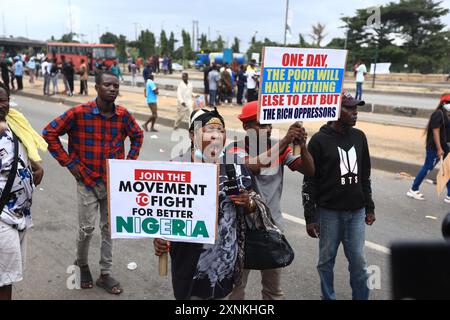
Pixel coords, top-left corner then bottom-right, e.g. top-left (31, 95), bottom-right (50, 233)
top-left (192, 20), bottom-right (199, 51)
top-left (2, 12), bottom-right (6, 36)
top-left (25, 16), bottom-right (28, 38)
top-left (196, 21), bottom-right (199, 51)
top-left (68, 0), bottom-right (73, 35)
top-left (284, 0), bottom-right (289, 46)
top-left (134, 22), bottom-right (138, 41)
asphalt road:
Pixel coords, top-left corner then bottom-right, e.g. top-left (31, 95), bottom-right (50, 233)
top-left (9, 95), bottom-right (449, 300)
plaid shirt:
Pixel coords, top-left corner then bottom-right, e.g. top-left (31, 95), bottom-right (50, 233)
top-left (43, 100), bottom-right (144, 188)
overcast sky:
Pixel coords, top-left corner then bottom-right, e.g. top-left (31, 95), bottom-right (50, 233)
top-left (1, 0), bottom-right (449, 51)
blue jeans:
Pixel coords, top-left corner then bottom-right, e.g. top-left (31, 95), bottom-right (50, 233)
top-left (355, 82), bottom-right (363, 100)
top-left (317, 207), bottom-right (369, 300)
top-left (412, 148), bottom-right (450, 196)
top-left (209, 90), bottom-right (217, 106)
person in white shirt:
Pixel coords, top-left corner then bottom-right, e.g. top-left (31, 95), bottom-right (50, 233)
top-left (355, 60), bottom-right (367, 100)
top-left (245, 61), bottom-right (259, 102)
top-left (41, 58), bottom-right (51, 96)
top-left (175, 72), bottom-right (194, 130)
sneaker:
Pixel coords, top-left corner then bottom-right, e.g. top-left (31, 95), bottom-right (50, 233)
top-left (406, 189), bottom-right (425, 200)
top-left (445, 196), bottom-right (450, 204)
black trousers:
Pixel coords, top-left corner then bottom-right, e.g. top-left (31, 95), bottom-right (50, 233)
top-left (247, 88), bottom-right (258, 102)
top-left (16, 76), bottom-right (23, 90)
top-left (237, 84), bottom-right (245, 104)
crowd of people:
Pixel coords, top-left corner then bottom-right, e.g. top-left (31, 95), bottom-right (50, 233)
top-left (203, 59), bottom-right (260, 108)
top-left (0, 63), bottom-right (384, 300)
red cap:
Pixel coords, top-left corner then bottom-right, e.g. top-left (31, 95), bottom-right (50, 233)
top-left (440, 93), bottom-right (450, 104)
top-left (238, 101), bottom-right (258, 123)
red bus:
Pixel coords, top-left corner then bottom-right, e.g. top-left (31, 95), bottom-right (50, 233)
top-left (47, 42), bottom-right (116, 73)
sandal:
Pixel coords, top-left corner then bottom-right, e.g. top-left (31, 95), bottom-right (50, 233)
top-left (74, 260), bottom-right (93, 289)
top-left (96, 275), bottom-right (123, 295)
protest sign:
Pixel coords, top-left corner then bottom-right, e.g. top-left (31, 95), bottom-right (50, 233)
top-left (107, 160), bottom-right (218, 245)
top-left (258, 47), bottom-right (347, 124)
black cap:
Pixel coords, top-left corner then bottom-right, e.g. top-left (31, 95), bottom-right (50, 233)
top-left (342, 91), bottom-right (365, 107)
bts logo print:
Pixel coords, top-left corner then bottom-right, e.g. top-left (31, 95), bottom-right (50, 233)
top-left (338, 146), bottom-right (358, 185)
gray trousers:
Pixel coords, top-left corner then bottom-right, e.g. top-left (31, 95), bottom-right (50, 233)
top-left (174, 104), bottom-right (193, 128)
top-left (76, 182), bottom-right (112, 275)
top-left (229, 268), bottom-right (284, 300)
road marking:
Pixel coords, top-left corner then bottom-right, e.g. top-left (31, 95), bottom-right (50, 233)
top-left (282, 212), bottom-right (391, 255)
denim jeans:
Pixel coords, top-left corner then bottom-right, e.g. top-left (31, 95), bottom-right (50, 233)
top-left (76, 182), bottom-right (112, 275)
top-left (412, 148), bottom-right (450, 196)
top-left (317, 207), bottom-right (369, 300)
top-left (209, 90), bottom-right (217, 106)
top-left (355, 82), bottom-right (363, 100)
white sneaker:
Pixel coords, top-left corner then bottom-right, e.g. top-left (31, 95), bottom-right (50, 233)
top-left (406, 189), bottom-right (425, 200)
top-left (444, 196), bottom-right (450, 204)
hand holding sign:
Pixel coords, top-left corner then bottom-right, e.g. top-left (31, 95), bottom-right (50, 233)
top-left (154, 238), bottom-right (171, 276)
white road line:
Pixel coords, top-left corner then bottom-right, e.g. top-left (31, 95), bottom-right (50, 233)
top-left (282, 212), bottom-right (391, 255)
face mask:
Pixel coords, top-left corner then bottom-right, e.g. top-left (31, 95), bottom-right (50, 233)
top-left (194, 145), bottom-right (224, 160)
top-left (443, 103), bottom-right (450, 112)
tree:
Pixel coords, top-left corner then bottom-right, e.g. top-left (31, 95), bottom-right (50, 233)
top-left (181, 29), bottom-right (194, 66)
top-left (388, 0), bottom-right (450, 73)
top-left (216, 35), bottom-right (225, 51)
top-left (59, 33), bottom-right (78, 43)
top-left (116, 35), bottom-right (128, 63)
top-left (231, 37), bottom-right (240, 53)
top-left (298, 33), bottom-right (310, 47)
top-left (100, 32), bottom-right (119, 44)
top-left (168, 32), bottom-right (176, 55)
top-left (137, 29), bottom-right (156, 58)
top-left (160, 30), bottom-right (168, 56)
top-left (309, 23), bottom-right (328, 47)
top-left (199, 33), bottom-right (209, 52)
top-left (246, 38), bottom-right (279, 61)
top-left (342, 0), bottom-right (450, 73)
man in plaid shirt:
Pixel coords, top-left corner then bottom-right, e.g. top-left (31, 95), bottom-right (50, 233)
top-left (43, 71), bottom-right (143, 295)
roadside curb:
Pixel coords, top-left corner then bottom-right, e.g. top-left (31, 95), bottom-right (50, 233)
top-left (13, 90), bottom-right (432, 177)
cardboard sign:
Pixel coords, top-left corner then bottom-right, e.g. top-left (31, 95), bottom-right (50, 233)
top-left (258, 47), bottom-right (348, 124)
top-left (108, 160), bottom-right (218, 244)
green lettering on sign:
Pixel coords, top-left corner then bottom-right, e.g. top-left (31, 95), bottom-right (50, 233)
top-left (192, 221), bottom-right (209, 238)
top-left (142, 218), bottom-right (159, 234)
top-left (116, 217), bottom-right (133, 233)
top-left (172, 219), bottom-right (186, 236)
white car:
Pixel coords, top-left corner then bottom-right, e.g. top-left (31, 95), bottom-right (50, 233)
top-left (172, 63), bottom-right (184, 72)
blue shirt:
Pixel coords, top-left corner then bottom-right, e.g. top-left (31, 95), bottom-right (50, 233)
top-left (146, 79), bottom-right (157, 104)
top-left (27, 60), bottom-right (36, 70)
top-left (14, 61), bottom-right (23, 76)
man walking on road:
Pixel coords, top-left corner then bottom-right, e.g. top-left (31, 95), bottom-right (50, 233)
top-left (143, 74), bottom-right (159, 132)
top-left (42, 71), bottom-right (144, 295)
top-left (175, 72), bottom-right (194, 130)
top-left (302, 91), bottom-right (376, 300)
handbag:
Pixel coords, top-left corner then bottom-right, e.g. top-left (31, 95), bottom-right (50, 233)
top-left (0, 129), bottom-right (19, 213)
top-left (243, 193), bottom-right (295, 270)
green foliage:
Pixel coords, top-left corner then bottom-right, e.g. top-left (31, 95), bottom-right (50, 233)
top-left (100, 32), bottom-right (119, 44)
top-left (231, 37), bottom-right (240, 53)
top-left (160, 30), bottom-right (168, 56)
top-left (137, 29), bottom-right (156, 58)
